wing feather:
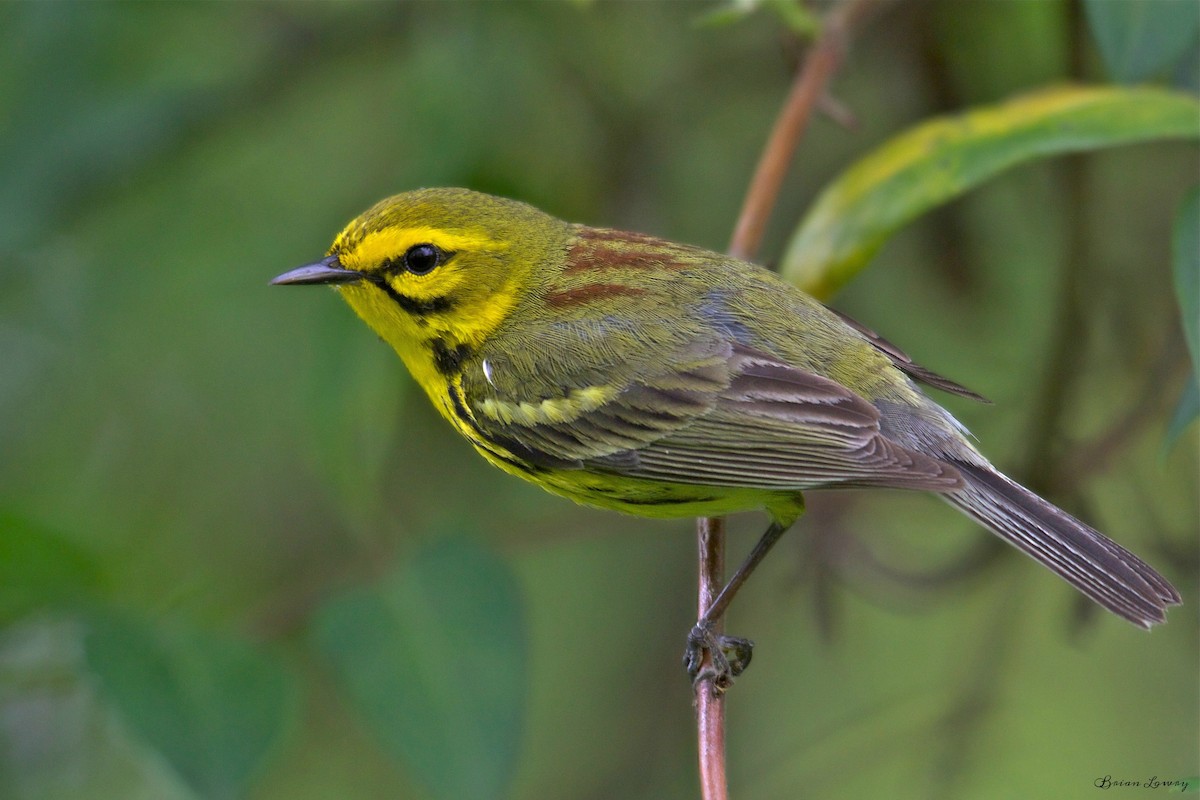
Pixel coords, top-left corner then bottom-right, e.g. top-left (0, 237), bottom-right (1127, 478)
top-left (467, 338), bottom-right (961, 493)
top-left (826, 306), bottom-right (989, 402)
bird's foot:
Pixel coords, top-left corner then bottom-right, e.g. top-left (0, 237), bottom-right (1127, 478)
top-left (683, 619), bottom-right (753, 693)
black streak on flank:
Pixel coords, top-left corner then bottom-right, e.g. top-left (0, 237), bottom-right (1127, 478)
top-left (366, 274), bottom-right (453, 316)
top-left (444, 380), bottom-right (548, 475)
top-left (430, 339), bottom-right (472, 377)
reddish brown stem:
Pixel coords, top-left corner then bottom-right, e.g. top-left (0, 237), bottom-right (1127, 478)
top-left (695, 516), bottom-right (727, 800)
top-left (694, 2), bottom-right (882, 798)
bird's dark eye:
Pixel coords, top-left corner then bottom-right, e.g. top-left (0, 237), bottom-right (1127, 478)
top-left (403, 244), bottom-right (442, 275)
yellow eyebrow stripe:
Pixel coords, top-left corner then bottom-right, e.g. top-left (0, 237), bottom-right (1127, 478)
top-left (337, 227), bottom-right (507, 271)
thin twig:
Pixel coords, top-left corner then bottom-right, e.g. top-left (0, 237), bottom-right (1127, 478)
top-left (695, 517), bottom-right (727, 800)
top-left (694, 1), bottom-right (883, 798)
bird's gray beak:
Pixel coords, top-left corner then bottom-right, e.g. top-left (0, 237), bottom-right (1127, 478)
top-left (270, 255), bottom-right (362, 286)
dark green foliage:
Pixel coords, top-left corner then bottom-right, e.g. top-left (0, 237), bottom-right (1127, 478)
top-left (313, 536), bottom-right (527, 800)
top-left (84, 611), bottom-right (294, 799)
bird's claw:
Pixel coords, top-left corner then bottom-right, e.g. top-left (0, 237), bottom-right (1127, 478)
top-left (683, 620), bottom-right (754, 693)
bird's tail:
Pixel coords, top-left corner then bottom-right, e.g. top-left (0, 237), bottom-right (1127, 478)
top-left (943, 459), bottom-right (1180, 628)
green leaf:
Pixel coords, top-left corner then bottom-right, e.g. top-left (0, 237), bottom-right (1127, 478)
top-left (694, 0), bottom-right (816, 35)
top-left (693, 1), bottom-right (758, 29)
top-left (0, 513), bottom-right (102, 624)
top-left (780, 85), bottom-right (1200, 299)
top-left (1084, 0), bottom-right (1200, 83)
top-left (766, 0), bottom-right (819, 36)
top-left (83, 611), bottom-right (295, 800)
top-left (312, 536), bottom-right (527, 800)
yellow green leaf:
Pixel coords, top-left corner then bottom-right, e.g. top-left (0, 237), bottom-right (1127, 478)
top-left (781, 85), bottom-right (1200, 299)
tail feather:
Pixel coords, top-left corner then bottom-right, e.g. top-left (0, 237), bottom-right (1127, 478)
top-left (944, 460), bottom-right (1180, 629)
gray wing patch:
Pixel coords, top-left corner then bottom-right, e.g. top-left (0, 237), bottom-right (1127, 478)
top-left (607, 345), bottom-right (963, 491)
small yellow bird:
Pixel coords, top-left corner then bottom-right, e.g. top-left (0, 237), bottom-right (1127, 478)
top-left (273, 188), bottom-right (1179, 683)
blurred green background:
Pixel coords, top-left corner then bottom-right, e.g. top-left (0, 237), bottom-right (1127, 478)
top-left (1, 2), bottom-right (1196, 799)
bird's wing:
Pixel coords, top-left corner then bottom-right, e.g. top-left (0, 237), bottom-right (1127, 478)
top-left (825, 306), bottom-right (989, 402)
top-left (603, 344), bottom-right (963, 491)
top-left (465, 337), bottom-right (961, 492)
top-left (463, 333), bottom-right (733, 468)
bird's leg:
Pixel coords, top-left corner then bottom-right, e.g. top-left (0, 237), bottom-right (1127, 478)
top-left (684, 520), bottom-right (790, 690)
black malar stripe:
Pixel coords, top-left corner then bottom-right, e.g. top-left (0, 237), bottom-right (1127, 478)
top-left (366, 273), bottom-right (453, 316)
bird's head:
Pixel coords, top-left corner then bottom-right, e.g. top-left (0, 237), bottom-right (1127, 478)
top-left (273, 188), bottom-right (571, 361)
